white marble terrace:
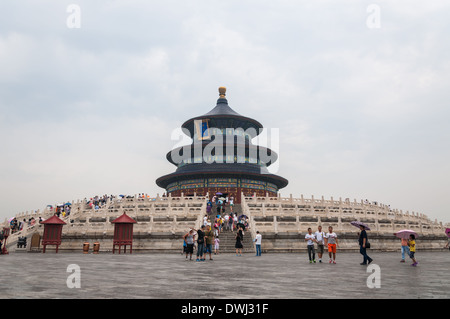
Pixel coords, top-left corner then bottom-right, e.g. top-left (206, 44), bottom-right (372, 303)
top-left (242, 193), bottom-right (448, 239)
top-left (3, 192), bottom-right (448, 248)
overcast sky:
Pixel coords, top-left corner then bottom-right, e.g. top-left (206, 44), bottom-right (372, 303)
top-left (1, 1), bottom-right (449, 224)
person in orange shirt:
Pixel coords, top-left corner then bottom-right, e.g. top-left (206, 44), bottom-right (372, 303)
top-left (394, 233), bottom-right (410, 263)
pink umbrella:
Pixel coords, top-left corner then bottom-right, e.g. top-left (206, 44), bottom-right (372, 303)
top-left (445, 228), bottom-right (450, 238)
top-left (394, 229), bottom-right (418, 239)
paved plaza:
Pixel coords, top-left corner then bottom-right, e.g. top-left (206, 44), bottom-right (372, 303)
top-left (1, 251), bottom-right (449, 299)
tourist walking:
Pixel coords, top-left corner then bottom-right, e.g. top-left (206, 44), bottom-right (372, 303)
top-left (235, 226), bottom-right (244, 256)
top-left (183, 229), bottom-right (196, 260)
top-left (206, 202), bottom-right (212, 215)
top-left (254, 231), bottom-right (262, 256)
top-left (196, 225), bottom-right (206, 262)
top-left (325, 226), bottom-right (339, 264)
top-left (314, 225), bottom-right (325, 263)
top-left (305, 228), bottom-right (316, 263)
top-left (395, 233), bottom-right (410, 263)
top-left (213, 220), bottom-right (219, 237)
top-left (214, 236), bottom-right (220, 255)
top-left (359, 225), bottom-right (373, 265)
top-left (228, 213), bottom-right (234, 232)
top-left (182, 239), bottom-right (186, 255)
top-left (224, 214), bottom-right (230, 231)
top-left (408, 234), bottom-right (418, 266)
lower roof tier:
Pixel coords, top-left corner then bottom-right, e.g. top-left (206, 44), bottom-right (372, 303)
top-left (160, 176), bottom-right (282, 195)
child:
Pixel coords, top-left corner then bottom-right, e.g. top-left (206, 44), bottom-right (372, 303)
top-left (408, 234), bottom-right (418, 266)
top-left (305, 228), bottom-right (316, 263)
top-left (214, 236), bottom-right (220, 255)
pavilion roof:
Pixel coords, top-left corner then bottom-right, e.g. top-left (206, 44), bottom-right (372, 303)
top-left (41, 215), bottom-right (67, 225)
top-left (111, 213), bottom-right (137, 224)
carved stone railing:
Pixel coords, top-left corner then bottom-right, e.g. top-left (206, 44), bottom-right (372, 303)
top-left (241, 192), bottom-right (446, 236)
top-left (3, 193), bottom-right (208, 250)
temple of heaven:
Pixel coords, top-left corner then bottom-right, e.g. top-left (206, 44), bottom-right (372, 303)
top-left (156, 87), bottom-right (288, 203)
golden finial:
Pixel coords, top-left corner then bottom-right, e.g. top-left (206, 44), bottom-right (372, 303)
top-left (218, 86), bottom-right (226, 98)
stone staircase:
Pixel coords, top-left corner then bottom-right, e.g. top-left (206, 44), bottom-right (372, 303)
top-left (214, 228), bottom-right (254, 254)
top-left (208, 203), bottom-right (254, 254)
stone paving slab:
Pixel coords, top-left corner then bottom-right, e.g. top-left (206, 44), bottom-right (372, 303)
top-left (1, 251), bottom-right (449, 299)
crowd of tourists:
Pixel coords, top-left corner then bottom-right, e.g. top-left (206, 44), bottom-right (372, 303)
top-left (84, 193), bottom-right (155, 210)
top-left (182, 221), bottom-right (421, 266)
top-left (182, 222), bottom-right (248, 261)
top-left (54, 204), bottom-right (71, 218)
top-left (206, 194), bottom-right (235, 215)
top-left (302, 225), bottom-right (420, 266)
top-left (7, 216), bottom-right (42, 234)
top-left (181, 194), bottom-right (252, 261)
top-left (84, 194), bottom-right (115, 210)
top-left (302, 225), bottom-right (373, 265)
top-left (180, 194), bottom-right (425, 266)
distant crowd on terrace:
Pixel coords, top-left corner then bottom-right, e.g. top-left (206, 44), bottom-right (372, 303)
top-left (8, 216), bottom-right (43, 234)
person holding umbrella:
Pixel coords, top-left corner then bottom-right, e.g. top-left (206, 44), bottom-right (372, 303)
top-left (351, 221), bottom-right (373, 265)
top-left (394, 229), bottom-right (417, 263)
top-left (397, 235), bottom-right (409, 263)
top-left (358, 225), bottom-right (373, 265)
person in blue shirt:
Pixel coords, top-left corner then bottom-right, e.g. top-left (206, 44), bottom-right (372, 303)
top-left (359, 225), bottom-right (373, 265)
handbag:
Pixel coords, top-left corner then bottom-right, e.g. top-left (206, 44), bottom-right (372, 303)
top-left (366, 241), bottom-right (371, 249)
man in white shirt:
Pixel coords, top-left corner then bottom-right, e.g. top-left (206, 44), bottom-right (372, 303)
top-left (314, 225), bottom-right (326, 263)
top-left (224, 214), bottom-right (230, 231)
top-left (254, 231), bottom-right (262, 256)
top-left (324, 226), bottom-right (339, 264)
top-left (305, 228), bottom-right (316, 263)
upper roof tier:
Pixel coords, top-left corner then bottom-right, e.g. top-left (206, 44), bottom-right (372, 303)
top-left (181, 87), bottom-right (264, 139)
